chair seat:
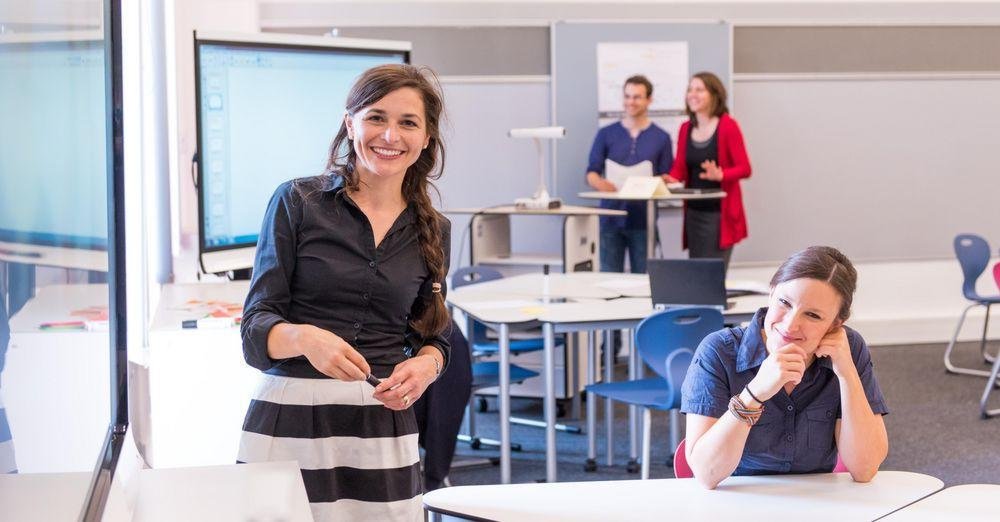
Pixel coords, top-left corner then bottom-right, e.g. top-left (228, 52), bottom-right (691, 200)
top-left (585, 377), bottom-right (680, 410)
top-left (471, 361), bottom-right (539, 389)
top-left (472, 337), bottom-right (564, 355)
top-left (974, 295), bottom-right (1000, 305)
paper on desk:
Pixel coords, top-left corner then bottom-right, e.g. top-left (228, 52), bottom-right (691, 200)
top-left (619, 176), bottom-right (669, 198)
top-left (605, 159), bottom-right (652, 189)
top-left (469, 299), bottom-right (540, 310)
top-left (726, 279), bottom-right (771, 295)
top-left (595, 278), bottom-right (649, 290)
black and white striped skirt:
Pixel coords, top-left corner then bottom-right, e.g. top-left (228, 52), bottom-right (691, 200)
top-left (237, 374), bottom-right (422, 521)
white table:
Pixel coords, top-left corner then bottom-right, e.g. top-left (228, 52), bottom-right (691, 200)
top-left (880, 484), bottom-right (1000, 521)
top-left (132, 281), bottom-right (258, 468)
top-left (578, 190), bottom-right (725, 257)
top-left (424, 471), bottom-right (943, 522)
top-left (0, 460), bottom-right (312, 521)
top-left (3, 284), bottom-right (110, 472)
top-left (447, 272), bottom-right (768, 484)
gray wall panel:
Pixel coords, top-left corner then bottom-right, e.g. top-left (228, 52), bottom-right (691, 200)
top-left (264, 26), bottom-right (549, 76)
top-left (434, 80), bottom-right (560, 269)
top-left (735, 26), bottom-right (1000, 73)
top-left (733, 77), bottom-right (1000, 263)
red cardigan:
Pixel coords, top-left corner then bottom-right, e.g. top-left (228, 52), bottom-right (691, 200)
top-left (669, 113), bottom-right (752, 250)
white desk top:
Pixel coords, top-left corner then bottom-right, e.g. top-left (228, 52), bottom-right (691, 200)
top-left (424, 471), bottom-right (943, 522)
top-left (880, 484), bottom-right (1000, 521)
top-left (149, 281), bottom-right (249, 332)
top-left (447, 273), bottom-right (769, 326)
top-left (578, 190), bottom-right (726, 201)
top-left (133, 461), bottom-right (312, 522)
top-left (8, 283), bottom-right (109, 333)
top-left (444, 204), bottom-right (625, 216)
top-left (0, 471), bottom-right (92, 521)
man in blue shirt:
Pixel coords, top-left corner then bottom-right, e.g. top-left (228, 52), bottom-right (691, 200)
top-left (585, 75), bottom-right (673, 274)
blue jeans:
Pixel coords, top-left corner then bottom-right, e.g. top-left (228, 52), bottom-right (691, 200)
top-left (600, 228), bottom-right (648, 273)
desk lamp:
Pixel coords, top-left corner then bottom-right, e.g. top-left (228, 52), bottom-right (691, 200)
top-left (508, 126), bottom-right (565, 209)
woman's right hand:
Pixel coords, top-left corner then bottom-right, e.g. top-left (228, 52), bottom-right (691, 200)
top-left (291, 324), bottom-right (371, 381)
top-left (748, 343), bottom-right (806, 401)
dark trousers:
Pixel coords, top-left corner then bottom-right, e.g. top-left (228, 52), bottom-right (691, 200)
top-left (413, 319), bottom-right (473, 491)
top-left (685, 208), bottom-right (733, 274)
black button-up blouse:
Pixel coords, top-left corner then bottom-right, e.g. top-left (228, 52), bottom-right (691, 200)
top-left (241, 176), bottom-right (451, 379)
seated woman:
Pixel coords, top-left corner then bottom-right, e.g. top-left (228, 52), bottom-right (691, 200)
top-left (681, 246), bottom-right (888, 489)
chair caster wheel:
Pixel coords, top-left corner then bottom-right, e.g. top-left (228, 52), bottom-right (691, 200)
top-left (476, 397), bottom-right (489, 413)
top-left (626, 459), bottom-right (640, 473)
top-left (584, 459), bottom-right (597, 472)
top-left (470, 438), bottom-right (482, 450)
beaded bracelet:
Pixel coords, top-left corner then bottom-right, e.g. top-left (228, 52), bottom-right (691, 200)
top-left (729, 394), bottom-right (764, 426)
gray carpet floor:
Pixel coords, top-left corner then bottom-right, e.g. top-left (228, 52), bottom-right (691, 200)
top-left (444, 340), bottom-right (1000, 486)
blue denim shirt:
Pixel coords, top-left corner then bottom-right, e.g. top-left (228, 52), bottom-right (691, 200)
top-left (586, 122), bottom-right (673, 230)
top-left (681, 308), bottom-right (889, 475)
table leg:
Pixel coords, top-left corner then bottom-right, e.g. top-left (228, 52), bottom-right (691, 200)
top-left (499, 323), bottom-right (511, 484)
top-left (544, 322), bottom-right (557, 483)
top-left (604, 329), bottom-right (614, 467)
top-left (628, 328), bottom-right (639, 469)
top-left (646, 199), bottom-right (656, 258)
top-left (586, 330), bottom-right (597, 471)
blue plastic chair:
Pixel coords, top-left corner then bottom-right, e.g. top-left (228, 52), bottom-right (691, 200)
top-left (585, 306), bottom-right (723, 479)
top-left (943, 235), bottom-right (1000, 390)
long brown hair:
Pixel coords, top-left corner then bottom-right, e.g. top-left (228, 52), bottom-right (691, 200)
top-left (325, 64), bottom-right (450, 338)
top-left (685, 71), bottom-right (729, 127)
top-left (769, 246), bottom-right (858, 322)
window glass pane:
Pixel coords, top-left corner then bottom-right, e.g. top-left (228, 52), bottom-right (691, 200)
top-left (0, 0), bottom-right (112, 517)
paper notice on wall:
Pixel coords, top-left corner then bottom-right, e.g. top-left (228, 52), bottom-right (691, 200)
top-left (596, 41), bottom-right (689, 114)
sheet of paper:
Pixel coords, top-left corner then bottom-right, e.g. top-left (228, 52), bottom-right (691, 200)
top-left (618, 176), bottom-right (669, 198)
top-left (605, 159), bottom-right (652, 189)
top-left (594, 278), bottom-right (649, 290)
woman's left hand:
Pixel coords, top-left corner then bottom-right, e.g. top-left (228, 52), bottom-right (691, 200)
top-left (373, 355), bottom-right (438, 410)
top-left (814, 326), bottom-right (853, 377)
top-left (699, 160), bottom-right (724, 182)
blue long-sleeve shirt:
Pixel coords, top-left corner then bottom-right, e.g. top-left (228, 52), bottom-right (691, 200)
top-left (586, 121), bottom-right (673, 230)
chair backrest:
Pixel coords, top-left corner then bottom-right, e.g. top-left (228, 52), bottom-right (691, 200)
top-left (674, 439), bottom-right (692, 478)
top-left (635, 307), bottom-right (724, 382)
top-left (451, 265), bottom-right (503, 289)
top-left (674, 438), bottom-right (849, 478)
top-left (450, 266), bottom-right (504, 345)
top-left (664, 349), bottom-right (695, 410)
top-left (954, 234), bottom-right (991, 301)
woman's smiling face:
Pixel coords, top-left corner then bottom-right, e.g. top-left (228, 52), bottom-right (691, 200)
top-left (763, 277), bottom-right (843, 355)
top-left (345, 86), bottom-right (430, 181)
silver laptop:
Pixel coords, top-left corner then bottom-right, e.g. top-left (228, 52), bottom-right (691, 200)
top-left (648, 258), bottom-right (728, 310)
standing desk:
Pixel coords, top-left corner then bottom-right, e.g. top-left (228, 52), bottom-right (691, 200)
top-left (880, 484), bottom-right (1000, 521)
top-left (447, 272), bottom-right (767, 484)
top-left (445, 205), bottom-right (625, 272)
top-left (423, 471), bottom-right (944, 522)
top-left (577, 190), bottom-right (725, 258)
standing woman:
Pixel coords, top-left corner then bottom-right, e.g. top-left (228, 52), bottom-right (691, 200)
top-left (238, 64), bottom-right (451, 522)
top-left (664, 72), bottom-right (751, 273)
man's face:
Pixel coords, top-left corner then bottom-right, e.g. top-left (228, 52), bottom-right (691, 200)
top-left (622, 82), bottom-right (652, 119)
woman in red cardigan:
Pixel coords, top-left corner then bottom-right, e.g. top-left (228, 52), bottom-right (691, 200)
top-left (664, 72), bottom-right (751, 273)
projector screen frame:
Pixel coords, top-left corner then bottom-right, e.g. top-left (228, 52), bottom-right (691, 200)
top-left (193, 30), bottom-right (411, 275)
top-left (0, 32), bottom-right (110, 272)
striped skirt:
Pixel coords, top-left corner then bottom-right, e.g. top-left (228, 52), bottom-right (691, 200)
top-left (237, 374), bottom-right (422, 521)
